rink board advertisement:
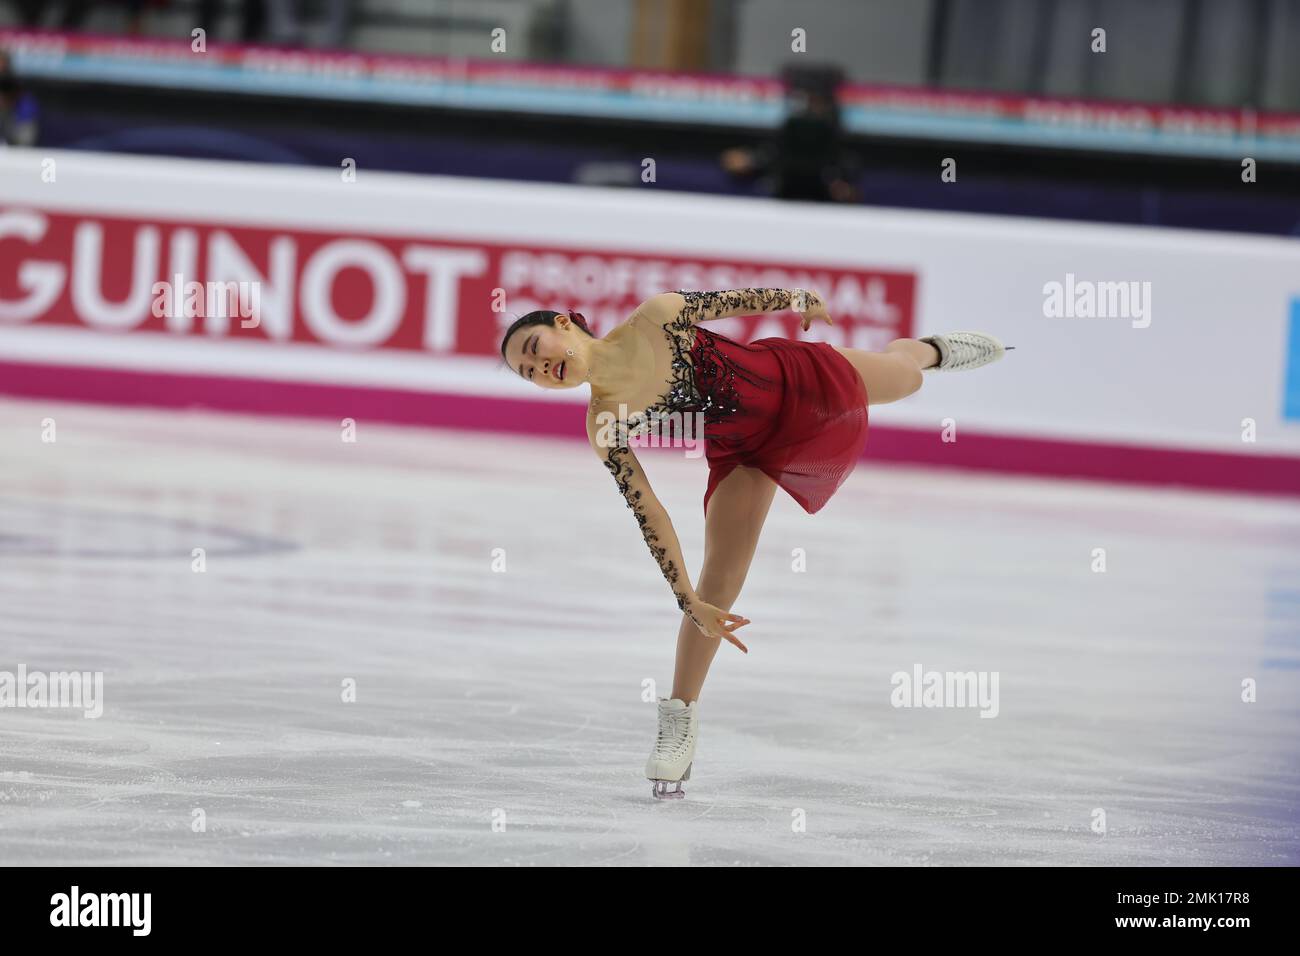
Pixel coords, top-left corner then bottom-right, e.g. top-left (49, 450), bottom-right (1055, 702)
top-left (1, 149), bottom-right (1298, 492)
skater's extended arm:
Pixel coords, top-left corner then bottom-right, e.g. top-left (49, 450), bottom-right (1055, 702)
top-left (587, 403), bottom-right (750, 650)
top-left (633, 289), bottom-right (832, 332)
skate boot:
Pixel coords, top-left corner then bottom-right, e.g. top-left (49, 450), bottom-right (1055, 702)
top-left (645, 697), bottom-right (698, 800)
top-left (919, 332), bottom-right (1011, 372)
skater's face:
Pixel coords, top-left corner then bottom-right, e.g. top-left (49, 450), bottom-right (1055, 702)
top-left (504, 317), bottom-right (587, 390)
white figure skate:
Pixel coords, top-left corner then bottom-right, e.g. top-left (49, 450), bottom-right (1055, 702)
top-left (646, 697), bottom-right (698, 800)
top-left (919, 331), bottom-right (1012, 372)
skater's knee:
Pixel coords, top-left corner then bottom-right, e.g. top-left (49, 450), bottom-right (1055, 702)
top-left (894, 357), bottom-right (923, 398)
top-left (867, 355), bottom-right (922, 405)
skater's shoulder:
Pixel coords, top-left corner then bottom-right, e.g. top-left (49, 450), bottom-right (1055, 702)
top-left (627, 292), bottom-right (688, 328)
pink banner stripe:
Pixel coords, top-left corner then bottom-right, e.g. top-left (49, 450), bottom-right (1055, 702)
top-left (2, 360), bottom-right (1298, 496)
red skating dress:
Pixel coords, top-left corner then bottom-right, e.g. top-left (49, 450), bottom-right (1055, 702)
top-left (651, 325), bottom-right (869, 516)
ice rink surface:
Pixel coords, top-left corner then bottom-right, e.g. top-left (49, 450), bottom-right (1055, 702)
top-left (1, 398), bottom-right (1297, 866)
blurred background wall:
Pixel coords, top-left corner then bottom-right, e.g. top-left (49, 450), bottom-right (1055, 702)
top-left (4, 0), bottom-right (1300, 232)
top-left (4, 0), bottom-right (1299, 108)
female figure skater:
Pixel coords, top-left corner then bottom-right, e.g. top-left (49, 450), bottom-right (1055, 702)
top-left (500, 289), bottom-right (1006, 798)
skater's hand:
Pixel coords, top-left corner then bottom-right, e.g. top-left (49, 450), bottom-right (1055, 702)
top-left (687, 598), bottom-right (751, 653)
top-left (794, 289), bottom-right (832, 331)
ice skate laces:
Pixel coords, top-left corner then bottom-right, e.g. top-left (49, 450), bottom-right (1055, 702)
top-left (937, 332), bottom-right (1003, 372)
top-left (655, 709), bottom-right (690, 756)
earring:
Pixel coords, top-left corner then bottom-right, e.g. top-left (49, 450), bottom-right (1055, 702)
top-left (566, 348), bottom-right (575, 356)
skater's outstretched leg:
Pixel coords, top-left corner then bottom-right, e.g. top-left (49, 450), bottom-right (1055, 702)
top-left (832, 338), bottom-right (935, 405)
top-left (834, 331), bottom-right (1007, 404)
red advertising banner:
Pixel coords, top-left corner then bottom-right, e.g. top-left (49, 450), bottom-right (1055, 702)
top-left (0, 208), bottom-right (915, 354)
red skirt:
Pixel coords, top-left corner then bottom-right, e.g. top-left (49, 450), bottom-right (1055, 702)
top-left (693, 329), bottom-right (869, 516)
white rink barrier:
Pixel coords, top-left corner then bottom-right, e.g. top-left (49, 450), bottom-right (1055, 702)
top-left (1, 149), bottom-right (1298, 492)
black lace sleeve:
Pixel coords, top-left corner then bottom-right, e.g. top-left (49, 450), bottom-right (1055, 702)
top-left (588, 407), bottom-right (699, 619)
top-left (677, 288), bottom-right (796, 324)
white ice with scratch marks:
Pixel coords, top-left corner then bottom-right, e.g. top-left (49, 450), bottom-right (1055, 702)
top-left (0, 399), bottom-right (1297, 865)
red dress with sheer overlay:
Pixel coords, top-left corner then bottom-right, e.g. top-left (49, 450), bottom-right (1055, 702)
top-left (674, 326), bottom-right (869, 515)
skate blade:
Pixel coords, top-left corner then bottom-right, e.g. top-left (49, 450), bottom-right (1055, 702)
top-left (651, 780), bottom-right (686, 800)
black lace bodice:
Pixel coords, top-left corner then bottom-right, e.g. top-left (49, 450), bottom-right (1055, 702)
top-left (630, 306), bottom-right (780, 440)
